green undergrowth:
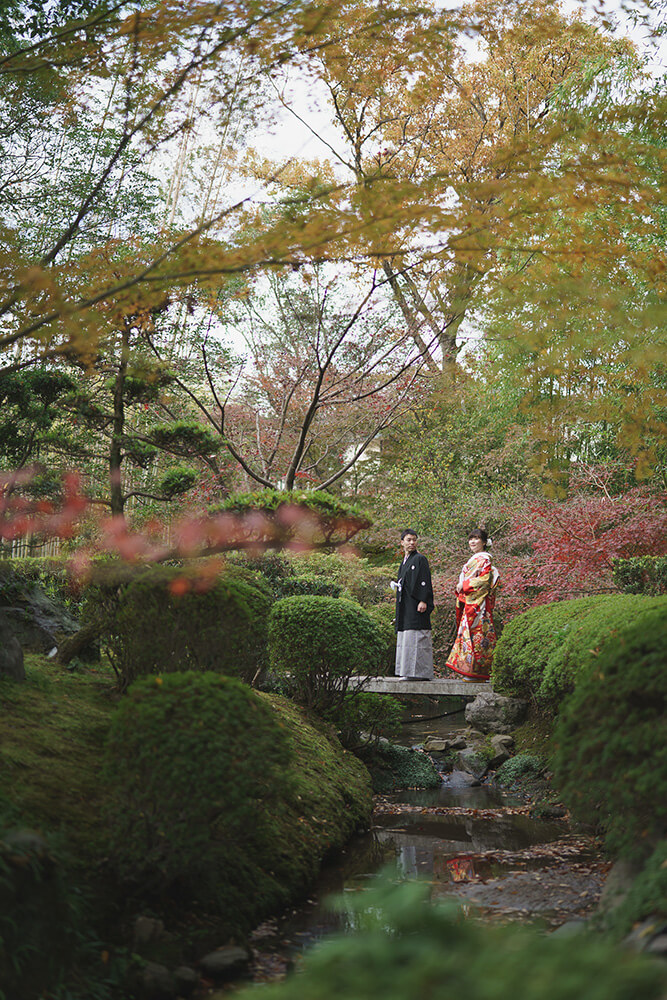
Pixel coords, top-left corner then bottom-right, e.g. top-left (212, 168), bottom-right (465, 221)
top-left (0, 657), bottom-right (372, 982)
top-left (258, 693), bottom-right (373, 894)
top-left (232, 878), bottom-right (667, 1000)
top-left (356, 741), bottom-right (441, 794)
top-left (0, 653), bottom-right (115, 861)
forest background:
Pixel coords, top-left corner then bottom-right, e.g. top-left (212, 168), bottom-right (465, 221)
top-left (1, 0), bottom-right (666, 626)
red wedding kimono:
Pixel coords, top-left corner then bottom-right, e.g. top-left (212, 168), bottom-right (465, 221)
top-left (446, 551), bottom-right (500, 680)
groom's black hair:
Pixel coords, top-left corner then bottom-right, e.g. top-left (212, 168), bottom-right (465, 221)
top-left (400, 528), bottom-right (418, 539)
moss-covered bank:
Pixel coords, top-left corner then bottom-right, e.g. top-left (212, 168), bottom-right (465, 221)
top-left (0, 657), bottom-right (371, 998)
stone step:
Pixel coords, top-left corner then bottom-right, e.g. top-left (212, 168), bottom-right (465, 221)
top-left (348, 676), bottom-right (492, 697)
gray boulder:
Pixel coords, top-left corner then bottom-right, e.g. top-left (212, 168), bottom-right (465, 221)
top-left (199, 946), bottom-right (250, 981)
top-left (424, 735), bottom-right (467, 752)
top-left (486, 749), bottom-right (510, 771)
top-left (447, 769), bottom-right (482, 788)
top-left (140, 961), bottom-right (176, 1000)
top-left (0, 572), bottom-right (79, 653)
top-left (457, 748), bottom-right (487, 779)
top-left (464, 692), bottom-right (528, 734)
top-left (490, 734), bottom-right (515, 753)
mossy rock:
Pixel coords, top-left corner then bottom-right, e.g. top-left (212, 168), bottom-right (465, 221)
top-left (356, 741), bottom-right (441, 793)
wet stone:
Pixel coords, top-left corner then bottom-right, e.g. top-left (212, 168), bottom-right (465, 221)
top-left (140, 961), bottom-right (176, 1000)
top-left (457, 748), bottom-right (487, 778)
top-left (173, 966), bottom-right (199, 997)
top-left (200, 946), bottom-right (251, 981)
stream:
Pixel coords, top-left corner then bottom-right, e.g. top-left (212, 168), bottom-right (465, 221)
top-left (243, 703), bottom-right (610, 985)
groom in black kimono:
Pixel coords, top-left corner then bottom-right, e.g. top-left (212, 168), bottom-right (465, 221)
top-left (392, 529), bottom-right (434, 680)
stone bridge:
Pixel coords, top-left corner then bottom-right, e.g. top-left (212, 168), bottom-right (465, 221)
top-left (348, 676), bottom-right (492, 697)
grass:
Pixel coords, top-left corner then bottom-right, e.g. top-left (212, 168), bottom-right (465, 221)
top-left (0, 653), bottom-right (116, 860)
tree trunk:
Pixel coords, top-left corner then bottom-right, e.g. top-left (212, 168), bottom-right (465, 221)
top-left (109, 326), bottom-right (129, 517)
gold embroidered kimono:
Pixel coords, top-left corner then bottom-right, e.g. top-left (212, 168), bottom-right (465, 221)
top-left (446, 551), bottom-right (499, 680)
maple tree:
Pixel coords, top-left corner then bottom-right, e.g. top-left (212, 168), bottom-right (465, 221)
top-left (500, 462), bottom-right (667, 611)
top-left (276, 0), bottom-right (636, 369)
top-left (0, 0), bottom-right (664, 559)
top-left (166, 265), bottom-right (428, 492)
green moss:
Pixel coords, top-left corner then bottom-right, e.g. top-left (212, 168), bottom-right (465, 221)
top-left (0, 654), bottom-right (114, 861)
top-left (511, 712), bottom-right (555, 759)
top-left (356, 742), bottom-right (441, 793)
top-left (259, 694), bottom-right (373, 890)
top-left (493, 595), bottom-right (667, 709)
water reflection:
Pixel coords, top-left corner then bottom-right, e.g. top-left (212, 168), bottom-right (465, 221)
top-left (375, 810), bottom-right (564, 861)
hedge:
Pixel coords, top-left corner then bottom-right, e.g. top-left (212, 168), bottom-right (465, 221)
top-left (269, 595), bottom-right (385, 712)
top-left (91, 564), bottom-right (272, 689)
top-left (492, 594), bottom-right (667, 708)
top-left (552, 605), bottom-right (667, 859)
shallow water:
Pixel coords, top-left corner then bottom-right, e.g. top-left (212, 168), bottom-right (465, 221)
top-left (246, 713), bottom-right (605, 971)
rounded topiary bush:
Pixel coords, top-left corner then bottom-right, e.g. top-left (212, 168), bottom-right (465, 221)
top-left (269, 596), bottom-right (385, 712)
top-left (104, 565), bottom-right (272, 689)
top-left (103, 672), bottom-right (291, 917)
top-left (552, 606), bottom-right (667, 858)
top-left (493, 594), bottom-right (667, 708)
top-left (366, 604), bottom-right (396, 676)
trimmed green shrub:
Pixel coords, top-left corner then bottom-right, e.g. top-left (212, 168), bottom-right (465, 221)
top-left (552, 606), bottom-right (667, 858)
top-left (327, 691), bottom-right (403, 749)
top-left (613, 556), bottom-right (667, 595)
top-left (95, 564), bottom-right (272, 689)
top-left (103, 672), bottom-right (291, 917)
top-left (366, 604), bottom-right (396, 675)
top-left (357, 742), bottom-right (441, 793)
top-left (602, 841), bottom-right (667, 940)
top-left (493, 594), bottom-right (667, 708)
top-left (269, 596), bottom-right (385, 712)
top-left (103, 677), bottom-right (371, 937)
top-left (277, 574), bottom-right (343, 599)
top-left (233, 878), bottom-right (666, 1000)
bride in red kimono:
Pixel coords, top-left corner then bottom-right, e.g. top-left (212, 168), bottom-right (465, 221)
top-left (446, 528), bottom-right (500, 681)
